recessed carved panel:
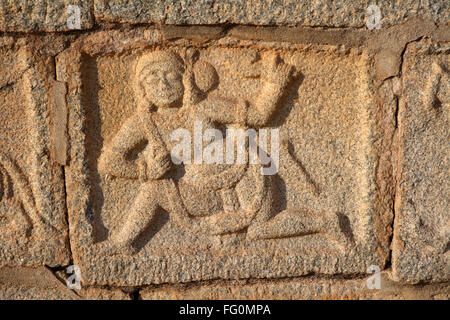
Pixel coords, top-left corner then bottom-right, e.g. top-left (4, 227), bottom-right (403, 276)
top-left (0, 38), bottom-right (69, 266)
top-left (58, 33), bottom-right (387, 285)
top-left (393, 41), bottom-right (450, 283)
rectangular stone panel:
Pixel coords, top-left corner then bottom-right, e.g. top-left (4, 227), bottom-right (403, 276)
top-left (0, 37), bottom-right (69, 266)
top-left (392, 40), bottom-right (450, 283)
top-left (59, 31), bottom-right (389, 286)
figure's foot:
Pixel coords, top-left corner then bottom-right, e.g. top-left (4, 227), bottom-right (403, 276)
top-left (246, 221), bottom-right (275, 241)
top-left (246, 223), bottom-right (261, 241)
top-left (246, 215), bottom-right (308, 241)
top-left (322, 212), bottom-right (353, 251)
top-left (96, 239), bottom-right (136, 256)
top-left (246, 209), bottom-right (320, 241)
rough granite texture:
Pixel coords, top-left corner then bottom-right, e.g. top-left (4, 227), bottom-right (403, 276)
top-left (94, 0), bottom-right (449, 27)
top-left (1, 1), bottom-right (449, 32)
top-left (0, 37), bottom-right (70, 267)
top-left (141, 272), bottom-right (449, 300)
top-left (0, 267), bottom-right (131, 300)
top-left (392, 41), bottom-right (449, 284)
top-left (0, 0), bottom-right (93, 32)
top-left (0, 267), bottom-right (447, 300)
top-left (0, 2), bottom-right (449, 300)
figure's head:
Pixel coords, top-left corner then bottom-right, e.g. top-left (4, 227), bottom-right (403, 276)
top-left (134, 51), bottom-right (185, 109)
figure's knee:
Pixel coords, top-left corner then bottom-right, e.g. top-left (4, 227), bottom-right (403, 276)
top-left (130, 182), bottom-right (162, 213)
top-left (249, 175), bottom-right (275, 224)
top-left (140, 180), bottom-right (174, 213)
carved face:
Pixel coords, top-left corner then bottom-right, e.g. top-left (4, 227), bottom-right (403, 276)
top-left (140, 62), bottom-right (184, 108)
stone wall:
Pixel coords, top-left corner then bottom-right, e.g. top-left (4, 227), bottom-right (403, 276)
top-left (0, 1), bottom-right (448, 300)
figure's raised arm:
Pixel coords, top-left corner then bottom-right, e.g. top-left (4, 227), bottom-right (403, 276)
top-left (246, 54), bottom-right (295, 127)
top-left (98, 115), bottom-right (145, 179)
top-left (197, 54), bottom-right (295, 127)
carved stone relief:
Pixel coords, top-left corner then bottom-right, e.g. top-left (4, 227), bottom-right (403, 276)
top-left (0, 38), bottom-right (69, 266)
top-left (58, 34), bottom-right (387, 286)
top-left (393, 41), bottom-right (449, 283)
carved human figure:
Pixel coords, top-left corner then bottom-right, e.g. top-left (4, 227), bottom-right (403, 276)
top-left (0, 154), bottom-right (44, 239)
top-left (97, 49), bottom-right (348, 255)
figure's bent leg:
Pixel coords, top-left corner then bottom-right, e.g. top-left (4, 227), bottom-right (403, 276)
top-left (247, 209), bottom-right (349, 248)
top-left (98, 182), bottom-right (160, 255)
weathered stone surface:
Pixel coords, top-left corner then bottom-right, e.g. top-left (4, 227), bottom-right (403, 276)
top-left (0, 267), bottom-right (77, 300)
top-left (141, 272), bottom-right (450, 300)
top-left (0, 0), bottom-right (93, 32)
top-left (0, 37), bottom-right (70, 267)
top-left (392, 40), bottom-right (450, 283)
top-left (94, 0), bottom-right (449, 27)
top-left (0, 5), bottom-right (448, 299)
top-left (79, 287), bottom-right (132, 300)
top-left (0, 267), bottom-right (131, 300)
top-left (56, 29), bottom-right (391, 286)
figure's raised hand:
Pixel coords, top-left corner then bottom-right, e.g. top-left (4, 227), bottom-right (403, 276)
top-left (137, 146), bottom-right (172, 182)
top-left (180, 47), bottom-right (199, 72)
top-left (262, 53), bottom-right (295, 87)
top-left (181, 48), bottom-right (204, 106)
